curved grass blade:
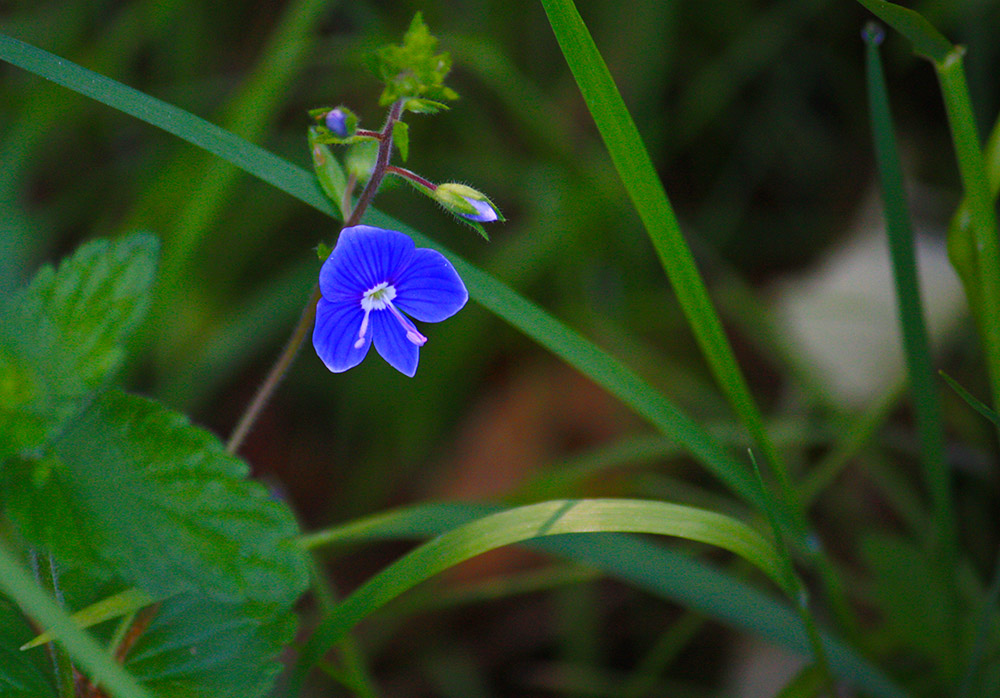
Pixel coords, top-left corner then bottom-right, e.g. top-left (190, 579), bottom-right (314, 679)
top-left (294, 498), bottom-right (785, 686)
top-left (300, 501), bottom-right (907, 698)
top-left (0, 32), bottom-right (763, 509)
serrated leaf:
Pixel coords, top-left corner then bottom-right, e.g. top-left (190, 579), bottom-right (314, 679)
top-left (0, 234), bottom-right (158, 462)
top-left (124, 592), bottom-right (297, 698)
top-left (0, 596), bottom-right (55, 697)
top-left (376, 12), bottom-right (458, 106)
top-left (392, 120), bottom-right (409, 162)
top-left (2, 390), bottom-right (310, 605)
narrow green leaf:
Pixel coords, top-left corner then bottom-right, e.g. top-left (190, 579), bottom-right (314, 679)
top-left (300, 502), bottom-right (907, 698)
top-left (3, 390), bottom-right (309, 605)
top-left (0, 540), bottom-right (154, 698)
top-left (864, 25), bottom-right (955, 565)
top-left (0, 233), bottom-right (158, 462)
top-left (536, 0), bottom-right (795, 510)
top-left (0, 33), bottom-right (765, 509)
top-left (939, 371), bottom-right (999, 426)
top-left (935, 51), bottom-right (1000, 417)
top-left (295, 499), bottom-right (785, 683)
top-left (21, 587), bottom-right (155, 650)
top-left (853, 0), bottom-right (952, 62)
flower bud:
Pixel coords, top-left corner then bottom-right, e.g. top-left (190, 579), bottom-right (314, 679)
top-left (434, 183), bottom-right (500, 223)
top-left (325, 108), bottom-right (348, 137)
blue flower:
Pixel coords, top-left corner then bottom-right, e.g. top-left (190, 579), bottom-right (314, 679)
top-left (313, 225), bottom-right (468, 377)
top-left (433, 182), bottom-right (501, 223)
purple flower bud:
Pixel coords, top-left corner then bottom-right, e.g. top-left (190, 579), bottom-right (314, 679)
top-left (460, 197), bottom-right (498, 222)
top-left (325, 108), bottom-right (349, 138)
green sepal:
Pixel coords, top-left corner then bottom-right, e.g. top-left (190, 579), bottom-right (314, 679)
top-left (308, 126), bottom-right (349, 220)
top-left (392, 120), bottom-right (410, 162)
top-left (375, 12), bottom-right (459, 106)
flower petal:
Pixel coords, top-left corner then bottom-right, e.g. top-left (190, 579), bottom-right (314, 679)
top-left (319, 225), bottom-right (415, 297)
top-left (313, 297), bottom-right (371, 372)
top-left (392, 248), bottom-right (469, 322)
top-left (371, 310), bottom-right (420, 377)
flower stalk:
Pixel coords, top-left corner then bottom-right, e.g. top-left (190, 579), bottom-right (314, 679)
top-left (226, 99), bottom-right (406, 453)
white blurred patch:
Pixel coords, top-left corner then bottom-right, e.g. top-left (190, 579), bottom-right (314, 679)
top-left (769, 195), bottom-right (967, 407)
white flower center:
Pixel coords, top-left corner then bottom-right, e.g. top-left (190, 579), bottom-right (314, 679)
top-left (354, 281), bottom-right (427, 350)
top-left (361, 281), bottom-right (396, 311)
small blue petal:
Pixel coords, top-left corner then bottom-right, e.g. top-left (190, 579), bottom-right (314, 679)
top-left (459, 197), bottom-right (498, 222)
top-left (319, 226), bottom-right (414, 296)
top-left (393, 248), bottom-right (468, 322)
top-left (325, 108), bottom-right (348, 137)
top-left (313, 297), bottom-right (371, 372)
top-left (371, 310), bottom-right (420, 377)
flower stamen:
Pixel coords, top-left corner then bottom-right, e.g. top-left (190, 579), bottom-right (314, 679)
top-left (354, 281), bottom-right (427, 348)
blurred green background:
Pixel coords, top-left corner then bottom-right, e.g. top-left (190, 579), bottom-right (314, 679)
top-left (3, 0), bottom-right (1000, 694)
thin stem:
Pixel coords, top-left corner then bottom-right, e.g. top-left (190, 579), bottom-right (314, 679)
top-left (225, 99), bottom-right (406, 453)
top-left (226, 285), bottom-right (320, 454)
top-left (385, 164), bottom-right (436, 191)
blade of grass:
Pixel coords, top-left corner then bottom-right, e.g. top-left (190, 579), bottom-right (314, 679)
top-left (0, 541), bottom-right (154, 698)
top-left (857, 0), bottom-right (1000, 423)
top-left (0, 33), bottom-right (766, 509)
top-left (294, 498), bottom-right (786, 686)
top-left (302, 501), bottom-right (907, 698)
top-left (536, 0), bottom-right (796, 519)
top-left (863, 22), bottom-right (955, 565)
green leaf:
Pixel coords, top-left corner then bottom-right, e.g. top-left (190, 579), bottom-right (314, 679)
top-left (308, 126), bottom-right (348, 219)
top-left (0, 233), bottom-right (158, 462)
top-left (299, 502), bottom-right (907, 698)
top-left (124, 592), bottom-right (297, 698)
top-left (2, 390), bottom-right (310, 605)
top-left (375, 12), bottom-right (459, 106)
top-left (295, 498), bottom-right (785, 683)
top-left (392, 120), bottom-right (410, 162)
top-left (853, 0), bottom-right (952, 63)
top-left (0, 596), bottom-right (55, 697)
top-left (536, 0), bottom-right (797, 513)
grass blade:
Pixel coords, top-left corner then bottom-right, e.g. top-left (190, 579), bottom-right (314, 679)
top-left (295, 499), bottom-right (782, 686)
top-left (0, 541), bottom-right (154, 698)
top-left (537, 0), bottom-right (795, 512)
top-left (301, 501), bottom-right (907, 698)
top-left (863, 23), bottom-right (955, 564)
